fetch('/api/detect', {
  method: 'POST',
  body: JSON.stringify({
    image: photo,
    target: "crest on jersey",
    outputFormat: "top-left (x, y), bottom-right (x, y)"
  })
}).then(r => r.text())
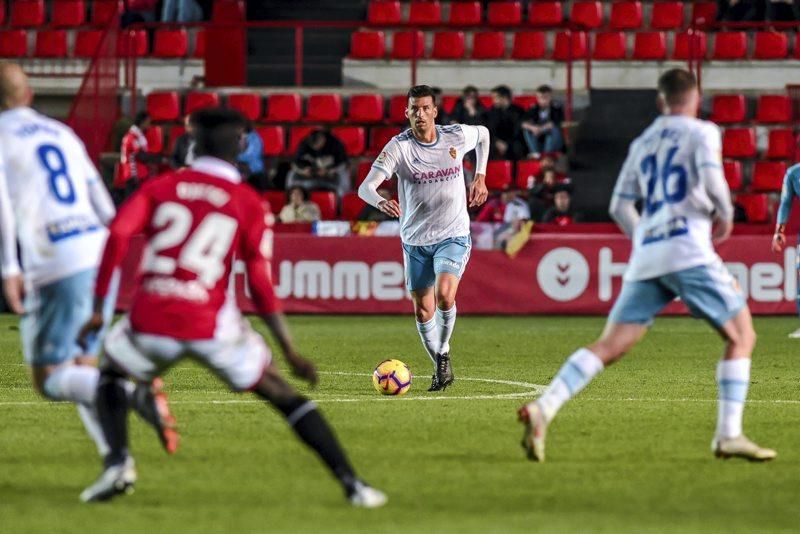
top-left (376, 151), bottom-right (387, 164)
top-left (449, 146), bottom-right (457, 159)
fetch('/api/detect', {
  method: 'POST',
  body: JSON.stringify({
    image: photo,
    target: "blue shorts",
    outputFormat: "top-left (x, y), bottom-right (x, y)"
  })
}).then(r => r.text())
top-left (402, 235), bottom-right (472, 292)
top-left (609, 260), bottom-right (745, 329)
top-left (20, 269), bottom-right (118, 367)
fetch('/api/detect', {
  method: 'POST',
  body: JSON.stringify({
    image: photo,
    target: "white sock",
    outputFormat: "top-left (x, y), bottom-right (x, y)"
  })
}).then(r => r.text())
top-left (435, 304), bottom-right (457, 355)
top-left (416, 318), bottom-right (439, 364)
top-left (716, 358), bottom-right (751, 439)
top-left (76, 403), bottom-right (110, 456)
top-left (43, 364), bottom-right (100, 403)
top-left (533, 348), bottom-right (605, 423)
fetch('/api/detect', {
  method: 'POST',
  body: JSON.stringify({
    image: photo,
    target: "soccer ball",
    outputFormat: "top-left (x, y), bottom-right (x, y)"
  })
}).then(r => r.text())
top-left (372, 359), bottom-right (412, 396)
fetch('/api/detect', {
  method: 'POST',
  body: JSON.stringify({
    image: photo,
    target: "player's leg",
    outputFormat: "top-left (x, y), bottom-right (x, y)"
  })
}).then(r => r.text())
top-left (790, 244), bottom-right (800, 338)
top-left (518, 278), bottom-right (672, 462)
top-left (404, 242), bottom-right (440, 370)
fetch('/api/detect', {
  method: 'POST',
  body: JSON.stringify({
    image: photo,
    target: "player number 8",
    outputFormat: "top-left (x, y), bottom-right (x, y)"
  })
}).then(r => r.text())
top-left (37, 144), bottom-right (76, 205)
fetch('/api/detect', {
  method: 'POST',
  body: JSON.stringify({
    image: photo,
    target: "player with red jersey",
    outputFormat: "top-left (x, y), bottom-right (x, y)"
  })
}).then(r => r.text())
top-left (78, 109), bottom-right (386, 507)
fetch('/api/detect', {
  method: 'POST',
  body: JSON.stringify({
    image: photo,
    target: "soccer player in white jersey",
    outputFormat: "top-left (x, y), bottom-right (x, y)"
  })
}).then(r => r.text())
top-left (0, 62), bottom-right (173, 460)
top-left (517, 69), bottom-right (776, 462)
top-left (359, 85), bottom-right (489, 391)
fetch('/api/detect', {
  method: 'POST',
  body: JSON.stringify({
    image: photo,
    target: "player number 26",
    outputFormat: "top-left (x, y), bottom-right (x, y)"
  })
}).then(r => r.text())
top-left (641, 146), bottom-right (687, 216)
top-left (144, 202), bottom-right (237, 287)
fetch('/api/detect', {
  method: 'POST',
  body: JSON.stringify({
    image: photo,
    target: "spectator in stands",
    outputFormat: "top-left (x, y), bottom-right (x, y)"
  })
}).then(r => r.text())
top-left (528, 165), bottom-right (558, 221)
top-left (357, 188), bottom-right (394, 221)
top-left (733, 194), bottom-right (748, 222)
top-left (117, 111), bottom-right (152, 200)
top-left (476, 189), bottom-right (531, 223)
top-left (237, 122), bottom-right (267, 191)
top-left (521, 85), bottom-right (565, 159)
top-left (542, 185), bottom-right (583, 225)
top-left (279, 186), bottom-right (321, 223)
top-left (170, 115), bottom-right (195, 169)
top-left (718, 0), bottom-right (764, 21)
top-left (287, 129), bottom-right (350, 197)
top-left (767, 0), bottom-right (800, 20)
top-left (431, 87), bottom-right (451, 125)
top-left (450, 85), bottom-right (485, 126)
top-left (162, 0), bottom-right (204, 22)
top-left (484, 85), bottom-right (524, 160)
top-left (122, 0), bottom-right (159, 25)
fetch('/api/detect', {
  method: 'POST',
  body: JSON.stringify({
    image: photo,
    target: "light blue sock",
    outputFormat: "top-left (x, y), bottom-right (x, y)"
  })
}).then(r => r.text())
top-left (716, 359), bottom-right (750, 438)
top-left (536, 348), bottom-right (604, 422)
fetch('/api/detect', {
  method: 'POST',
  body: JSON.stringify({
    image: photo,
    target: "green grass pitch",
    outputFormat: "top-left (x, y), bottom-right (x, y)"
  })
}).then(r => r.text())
top-left (1, 314), bottom-right (798, 533)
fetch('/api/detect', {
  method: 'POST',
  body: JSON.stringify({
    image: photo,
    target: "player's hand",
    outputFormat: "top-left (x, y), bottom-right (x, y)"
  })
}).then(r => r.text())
top-left (2, 274), bottom-right (25, 315)
top-left (378, 199), bottom-right (401, 218)
top-left (77, 312), bottom-right (104, 352)
top-left (712, 219), bottom-right (733, 245)
top-left (469, 174), bottom-right (489, 207)
top-left (286, 352), bottom-right (318, 386)
top-left (772, 232), bottom-right (786, 253)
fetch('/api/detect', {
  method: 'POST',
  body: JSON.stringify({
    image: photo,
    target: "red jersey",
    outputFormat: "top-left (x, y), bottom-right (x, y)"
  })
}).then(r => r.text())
top-left (95, 157), bottom-right (279, 339)
top-left (117, 126), bottom-right (149, 186)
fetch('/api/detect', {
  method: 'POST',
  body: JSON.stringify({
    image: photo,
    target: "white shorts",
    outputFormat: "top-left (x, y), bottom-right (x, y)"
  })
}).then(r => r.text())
top-left (104, 317), bottom-right (272, 391)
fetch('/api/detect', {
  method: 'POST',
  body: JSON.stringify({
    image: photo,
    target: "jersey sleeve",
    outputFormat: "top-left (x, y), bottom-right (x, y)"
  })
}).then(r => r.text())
top-left (777, 166), bottom-right (799, 225)
top-left (460, 124), bottom-right (489, 175)
top-left (0, 148), bottom-right (19, 278)
top-left (79, 141), bottom-right (116, 226)
top-left (371, 138), bottom-right (401, 179)
top-left (612, 140), bottom-right (643, 201)
top-left (240, 191), bottom-right (281, 315)
top-left (694, 124), bottom-right (733, 222)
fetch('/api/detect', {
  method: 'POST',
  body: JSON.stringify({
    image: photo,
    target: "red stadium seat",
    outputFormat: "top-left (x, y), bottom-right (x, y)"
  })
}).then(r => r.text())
top-left (570, 1), bottom-right (603, 29)
top-left (118, 30), bottom-right (148, 57)
top-left (610, 2), bottom-right (642, 30)
top-left (513, 95), bottom-right (538, 110)
top-left (288, 126), bottom-right (317, 154)
top-left (367, 0), bottom-right (401, 24)
top-left (391, 31), bottom-right (425, 59)
top-left (167, 124), bottom-right (185, 154)
top-left (34, 31), bottom-right (67, 58)
top-left (0, 31), bottom-right (26, 57)
top-left (228, 93), bottom-right (262, 120)
top-left (432, 32), bottom-right (465, 59)
top-left (356, 160), bottom-right (373, 188)
top-left (672, 32), bottom-right (707, 60)
top-left (368, 126), bottom-right (401, 155)
top-left (632, 32), bottom-right (666, 60)
top-left (92, 0), bottom-right (121, 24)
top-left (472, 31), bottom-right (506, 59)
top-left (266, 93), bottom-right (303, 122)
top-left (722, 128), bottom-right (756, 158)
top-left (650, 2), bottom-right (683, 30)
top-left (753, 32), bottom-right (788, 60)
top-left (153, 29), bottom-right (189, 58)
top-left (332, 126), bottom-right (366, 157)
top-left (710, 94), bottom-right (746, 124)
top-left (766, 129), bottom-right (795, 159)
top-left (212, 0), bottom-right (245, 22)
top-left (311, 191), bottom-right (337, 220)
top-left (348, 94), bottom-right (385, 123)
top-left (723, 160), bottom-right (742, 190)
top-left (529, 1), bottom-right (562, 25)
top-left (146, 92), bottom-right (180, 122)
top-left (262, 191), bottom-right (286, 216)
top-left (485, 161), bottom-right (513, 191)
top-left (516, 160), bottom-right (543, 189)
top-left (52, 0), bottom-right (85, 27)
top-left (185, 92), bottom-right (220, 114)
top-left (193, 30), bottom-right (206, 58)
top-left (487, 1), bottom-right (522, 25)
top-left (409, 1), bottom-right (441, 25)
top-left (388, 94), bottom-right (408, 123)
top-left (449, 1), bottom-right (481, 25)
top-left (751, 161), bottom-right (787, 192)
top-left (74, 30), bottom-right (103, 58)
top-left (479, 95), bottom-right (493, 109)
top-left (0, 1), bottom-right (6, 25)
top-left (511, 32), bottom-right (547, 59)
top-left (305, 94), bottom-right (343, 122)
top-left (10, 0), bottom-right (43, 26)
top-left (553, 31), bottom-right (587, 61)
top-left (691, 2), bottom-right (717, 27)
top-left (712, 32), bottom-right (747, 60)
top-left (756, 95), bottom-right (792, 123)
top-left (796, 33), bottom-right (800, 59)
top-left (441, 94), bottom-right (458, 114)
top-left (592, 32), bottom-right (626, 60)
top-left (737, 194), bottom-right (769, 223)
top-left (341, 192), bottom-right (367, 221)
top-left (256, 125), bottom-right (286, 157)
top-left (349, 31), bottom-right (385, 59)
top-left (144, 126), bottom-right (163, 155)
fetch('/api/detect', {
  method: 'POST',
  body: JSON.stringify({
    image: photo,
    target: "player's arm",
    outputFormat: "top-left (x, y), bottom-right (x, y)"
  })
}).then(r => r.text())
top-left (608, 144), bottom-right (642, 238)
top-left (0, 152), bottom-right (24, 314)
top-left (773, 167), bottom-right (797, 252)
top-left (358, 140), bottom-right (400, 218)
top-left (695, 127), bottom-right (734, 244)
top-left (80, 144), bottom-right (117, 225)
top-left (461, 124), bottom-right (490, 207)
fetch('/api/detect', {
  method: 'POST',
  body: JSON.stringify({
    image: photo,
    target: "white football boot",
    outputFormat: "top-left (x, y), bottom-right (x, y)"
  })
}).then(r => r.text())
top-left (787, 328), bottom-right (800, 339)
top-left (80, 457), bottom-right (137, 502)
top-left (518, 402), bottom-right (547, 462)
top-left (348, 481), bottom-right (388, 508)
top-left (712, 435), bottom-right (777, 462)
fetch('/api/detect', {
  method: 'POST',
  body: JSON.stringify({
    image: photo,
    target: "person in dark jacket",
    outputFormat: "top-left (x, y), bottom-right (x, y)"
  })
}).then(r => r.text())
top-left (170, 114), bottom-right (195, 169)
top-left (450, 85), bottom-right (485, 126)
top-left (521, 85), bottom-right (565, 158)
top-left (483, 85), bottom-right (524, 160)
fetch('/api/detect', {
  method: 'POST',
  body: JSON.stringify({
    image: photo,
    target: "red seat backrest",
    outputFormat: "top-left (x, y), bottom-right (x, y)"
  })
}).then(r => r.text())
top-left (11, 0), bottom-right (44, 26)
top-left (751, 161), bottom-right (788, 192)
top-left (632, 32), bottom-right (667, 60)
top-left (449, 1), bottom-right (481, 25)
top-left (737, 194), bottom-right (769, 223)
top-left (753, 32), bottom-right (788, 60)
top-left (310, 191), bottom-right (337, 220)
top-left (341, 192), bottom-right (367, 221)
top-left (331, 126), bottom-right (366, 157)
top-left (391, 30), bottom-right (425, 59)
top-left (610, 1), bottom-right (642, 30)
top-left (369, 126), bottom-right (401, 155)
top-left (256, 126), bottom-right (286, 157)
top-left (146, 91), bottom-right (181, 122)
top-left (52, 0), bottom-right (85, 27)
top-left (672, 32), bottom-right (707, 60)
top-left (408, 1), bottom-right (442, 25)
top-left (432, 31), bottom-right (466, 59)
top-left (185, 92), bottom-right (220, 114)
top-left (723, 160), bottom-right (742, 190)
top-left (756, 95), bottom-right (792, 123)
top-left (348, 94), bottom-right (385, 123)
top-left (710, 94), bottom-right (746, 124)
top-left (266, 93), bottom-right (303, 122)
top-left (262, 191), bottom-right (286, 216)
top-left (650, 2), bottom-right (683, 30)
top-left (553, 31), bottom-right (587, 60)
top-left (471, 31), bottom-right (506, 60)
top-left (487, 1), bottom-right (522, 25)
top-left (350, 31), bottom-right (385, 59)
top-left (92, 0), bottom-right (122, 24)
top-left (766, 129), bottom-right (795, 159)
top-left (722, 128), bottom-right (756, 158)
top-left (570, 1), bottom-right (603, 29)
top-left (74, 30), bottom-right (103, 58)
top-left (511, 32), bottom-right (547, 59)
top-left (485, 160), bottom-right (513, 191)
top-left (529, 1), bottom-right (562, 25)
top-left (592, 32), bottom-right (626, 60)
top-left (712, 32), bottom-right (747, 60)
top-left (228, 93), bottom-right (263, 121)
top-left (305, 94), bottom-right (343, 122)
top-left (153, 29), bottom-right (189, 58)
top-left (34, 31), bottom-right (68, 58)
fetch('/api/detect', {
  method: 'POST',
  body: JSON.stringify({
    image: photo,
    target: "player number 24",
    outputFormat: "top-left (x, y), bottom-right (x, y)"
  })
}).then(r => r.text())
top-left (641, 146), bottom-right (687, 215)
top-left (145, 202), bottom-right (237, 287)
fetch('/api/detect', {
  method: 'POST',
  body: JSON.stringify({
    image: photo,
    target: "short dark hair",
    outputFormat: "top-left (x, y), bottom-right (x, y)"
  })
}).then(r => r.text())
top-left (657, 69), bottom-right (697, 106)
top-left (287, 185), bottom-right (309, 201)
top-left (407, 85), bottom-right (436, 101)
top-left (536, 85), bottom-right (552, 94)
top-left (133, 111), bottom-right (149, 127)
top-left (491, 85), bottom-right (512, 100)
top-left (462, 85), bottom-right (479, 96)
top-left (190, 108), bottom-right (247, 162)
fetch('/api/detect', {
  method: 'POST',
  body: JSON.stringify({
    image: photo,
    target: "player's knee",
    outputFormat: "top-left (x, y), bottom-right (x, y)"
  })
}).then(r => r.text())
top-left (413, 301), bottom-right (435, 322)
top-left (436, 294), bottom-right (455, 311)
top-left (728, 324), bottom-right (756, 354)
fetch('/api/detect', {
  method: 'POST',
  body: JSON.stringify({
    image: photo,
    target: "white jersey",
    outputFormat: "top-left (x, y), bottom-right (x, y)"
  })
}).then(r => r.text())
top-left (0, 107), bottom-right (115, 287)
top-left (613, 115), bottom-right (730, 281)
top-left (372, 124), bottom-right (482, 246)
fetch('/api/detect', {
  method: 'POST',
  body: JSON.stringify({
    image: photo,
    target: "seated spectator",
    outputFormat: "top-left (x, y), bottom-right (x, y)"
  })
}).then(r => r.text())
top-left (162, 0), bottom-right (204, 22)
top-left (238, 123), bottom-right (267, 191)
top-left (450, 85), bottom-right (485, 126)
top-left (116, 111), bottom-right (155, 201)
top-left (287, 129), bottom-right (350, 197)
top-left (431, 86), bottom-right (451, 125)
top-left (357, 188), bottom-right (394, 221)
top-left (484, 85), bottom-right (525, 160)
top-left (733, 194), bottom-right (748, 222)
top-left (279, 186), bottom-right (321, 223)
top-left (542, 185), bottom-right (583, 225)
top-left (521, 85), bottom-right (565, 159)
top-left (476, 190), bottom-right (531, 223)
top-left (718, 0), bottom-right (764, 21)
top-left (122, 0), bottom-right (158, 25)
top-left (528, 166), bottom-right (558, 221)
top-left (767, 0), bottom-right (799, 20)
top-left (171, 115), bottom-right (195, 169)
